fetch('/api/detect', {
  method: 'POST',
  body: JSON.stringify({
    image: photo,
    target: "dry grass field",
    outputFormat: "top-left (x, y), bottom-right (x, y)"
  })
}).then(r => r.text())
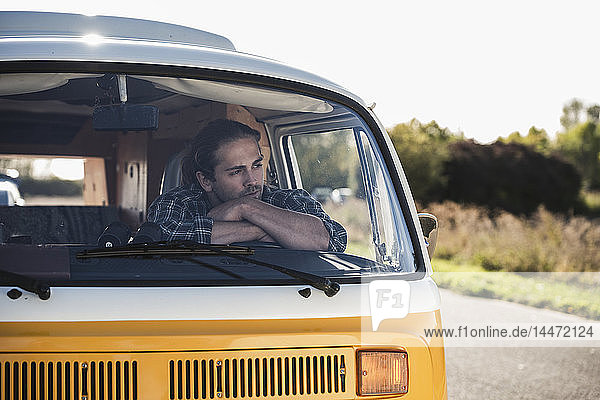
top-left (423, 201), bottom-right (600, 273)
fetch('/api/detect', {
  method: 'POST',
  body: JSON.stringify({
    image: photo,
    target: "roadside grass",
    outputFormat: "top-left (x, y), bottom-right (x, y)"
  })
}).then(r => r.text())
top-left (422, 201), bottom-right (600, 273)
top-left (326, 197), bottom-right (600, 319)
top-left (432, 258), bottom-right (600, 320)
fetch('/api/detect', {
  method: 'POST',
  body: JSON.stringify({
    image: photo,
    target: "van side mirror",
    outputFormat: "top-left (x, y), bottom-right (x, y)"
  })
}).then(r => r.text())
top-left (418, 213), bottom-right (438, 259)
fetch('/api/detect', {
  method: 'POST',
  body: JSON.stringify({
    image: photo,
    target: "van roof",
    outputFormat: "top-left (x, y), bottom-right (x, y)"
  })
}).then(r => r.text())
top-left (0, 11), bottom-right (236, 51)
top-left (0, 11), bottom-right (365, 108)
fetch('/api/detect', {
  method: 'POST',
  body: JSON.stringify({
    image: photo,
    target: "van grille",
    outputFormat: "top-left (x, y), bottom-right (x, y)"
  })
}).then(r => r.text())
top-left (1, 348), bottom-right (355, 399)
top-left (169, 353), bottom-right (347, 400)
top-left (0, 360), bottom-right (138, 400)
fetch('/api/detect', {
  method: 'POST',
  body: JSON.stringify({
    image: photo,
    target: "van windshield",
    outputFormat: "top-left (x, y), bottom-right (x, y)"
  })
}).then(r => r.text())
top-left (0, 71), bottom-right (416, 286)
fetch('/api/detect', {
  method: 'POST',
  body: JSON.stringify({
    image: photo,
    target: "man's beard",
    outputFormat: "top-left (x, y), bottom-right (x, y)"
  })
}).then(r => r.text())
top-left (239, 184), bottom-right (262, 198)
top-left (213, 183), bottom-right (263, 204)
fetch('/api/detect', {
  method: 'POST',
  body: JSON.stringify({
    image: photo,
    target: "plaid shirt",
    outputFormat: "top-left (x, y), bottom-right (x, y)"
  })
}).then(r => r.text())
top-left (148, 184), bottom-right (347, 252)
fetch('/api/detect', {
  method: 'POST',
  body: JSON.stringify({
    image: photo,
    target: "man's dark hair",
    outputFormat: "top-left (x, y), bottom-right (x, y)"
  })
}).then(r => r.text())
top-left (181, 119), bottom-right (262, 185)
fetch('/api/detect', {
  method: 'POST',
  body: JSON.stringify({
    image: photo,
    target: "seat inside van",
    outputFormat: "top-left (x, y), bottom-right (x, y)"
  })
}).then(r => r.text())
top-left (0, 206), bottom-right (119, 244)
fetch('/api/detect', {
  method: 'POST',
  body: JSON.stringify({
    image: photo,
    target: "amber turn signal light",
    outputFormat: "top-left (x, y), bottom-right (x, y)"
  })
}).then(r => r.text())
top-left (357, 350), bottom-right (408, 395)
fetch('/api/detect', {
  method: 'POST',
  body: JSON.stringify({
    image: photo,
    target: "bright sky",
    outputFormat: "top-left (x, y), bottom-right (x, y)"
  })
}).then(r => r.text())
top-left (3, 1), bottom-right (600, 143)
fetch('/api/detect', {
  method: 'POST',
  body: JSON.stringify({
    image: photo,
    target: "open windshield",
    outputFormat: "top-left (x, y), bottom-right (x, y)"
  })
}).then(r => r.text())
top-left (0, 71), bottom-right (416, 285)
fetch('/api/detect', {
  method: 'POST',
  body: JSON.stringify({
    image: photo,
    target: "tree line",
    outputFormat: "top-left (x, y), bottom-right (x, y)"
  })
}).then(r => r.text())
top-left (388, 99), bottom-right (600, 215)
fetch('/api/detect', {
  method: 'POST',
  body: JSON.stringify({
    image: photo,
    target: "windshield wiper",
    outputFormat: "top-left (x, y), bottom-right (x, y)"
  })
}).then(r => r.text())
top-left (203, 246), bottom-right (340, 297)
top-left (78, 241), bottom-right (250, 280)
top-left (78, 241), bottom-right (254, 258)
top-left (77, 241), bottom-right (340, 297)
top-left (0, 268), bottom-right (51, 300)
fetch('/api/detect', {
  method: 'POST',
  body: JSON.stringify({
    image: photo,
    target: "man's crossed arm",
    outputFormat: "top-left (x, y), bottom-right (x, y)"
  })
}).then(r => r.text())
top-left (208, 197), bottom-right (330, 251)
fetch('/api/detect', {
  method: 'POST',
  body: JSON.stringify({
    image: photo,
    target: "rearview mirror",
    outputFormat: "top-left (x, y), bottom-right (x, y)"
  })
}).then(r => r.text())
top-left (418, 213), bottom-right (438, 259)
top-left (93, 104), bottom-right (159, 131)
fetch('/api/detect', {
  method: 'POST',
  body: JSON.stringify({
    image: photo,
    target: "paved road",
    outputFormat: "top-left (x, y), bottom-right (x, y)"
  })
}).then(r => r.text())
top-left (439, 289), bottom-right (600, 399)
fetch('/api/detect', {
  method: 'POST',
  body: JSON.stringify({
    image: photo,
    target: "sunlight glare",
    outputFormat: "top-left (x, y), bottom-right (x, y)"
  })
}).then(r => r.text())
top-left (50, 159), bottom-right (84, 181)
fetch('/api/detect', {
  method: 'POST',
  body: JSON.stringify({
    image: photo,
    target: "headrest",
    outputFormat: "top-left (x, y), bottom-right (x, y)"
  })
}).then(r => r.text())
top-left (160, 151), bottom-right (185, 194)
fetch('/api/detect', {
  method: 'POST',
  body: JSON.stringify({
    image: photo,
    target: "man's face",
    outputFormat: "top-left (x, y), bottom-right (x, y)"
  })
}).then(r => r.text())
top-left (197, 137), bottom-right (264, 205)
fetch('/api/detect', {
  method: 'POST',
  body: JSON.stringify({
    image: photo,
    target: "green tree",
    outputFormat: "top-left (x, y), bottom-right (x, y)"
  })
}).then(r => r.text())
top-left (499, 126), bottom-right (551, 154)
top-left (554, 100), bottom-right (600, 190)
top-left (560, 98), bottom-right (585, 130)
top-left (587, 104), bottom-right (600, 123)
top-left (445, 140), bottom-right (581, 214)
top-left (388, 119), bottom-right (459, 204)
top-left (555, 120), bottom-right (600, 189)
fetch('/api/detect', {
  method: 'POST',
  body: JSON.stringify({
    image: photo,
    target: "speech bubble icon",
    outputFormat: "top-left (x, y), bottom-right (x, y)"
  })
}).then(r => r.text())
top-left (368, 280), bottom-right (411, 331)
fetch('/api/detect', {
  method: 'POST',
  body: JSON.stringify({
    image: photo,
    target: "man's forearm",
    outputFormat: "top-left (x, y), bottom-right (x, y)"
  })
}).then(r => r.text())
top-left (211, 220), bottom-right (267, 244)
top-left (241, 200), bottom-right (330, 250)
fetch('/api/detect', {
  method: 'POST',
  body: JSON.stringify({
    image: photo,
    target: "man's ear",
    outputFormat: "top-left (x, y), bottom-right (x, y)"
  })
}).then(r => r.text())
top-left (196, 171), bottom-right (213, 192)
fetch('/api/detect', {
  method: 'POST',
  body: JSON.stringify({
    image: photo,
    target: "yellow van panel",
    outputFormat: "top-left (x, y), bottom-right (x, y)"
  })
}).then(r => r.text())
top-left (1, 349), bottom-right (356, 400)
top-left (0, 312), bottom-right (446, 399)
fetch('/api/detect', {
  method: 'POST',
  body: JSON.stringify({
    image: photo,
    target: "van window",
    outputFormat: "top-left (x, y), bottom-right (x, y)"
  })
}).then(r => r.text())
top-left (289, 129), bottom-right (415, 270)
top-left (0, 156), bottom-right (108, 206)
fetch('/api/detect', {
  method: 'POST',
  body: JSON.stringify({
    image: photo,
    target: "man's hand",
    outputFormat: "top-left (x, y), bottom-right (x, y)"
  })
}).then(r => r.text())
top-left (207, 197), bottom-right (247, 221)
top-left (210, 220), bottom-right (272, 244)
top-left (208, 198), bottom-right (276, 244)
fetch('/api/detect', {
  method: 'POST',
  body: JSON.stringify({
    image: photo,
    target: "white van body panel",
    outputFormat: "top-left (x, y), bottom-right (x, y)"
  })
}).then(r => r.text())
top-left (0, 278), bottom-right (441, 322)
top-left (0, 11), bottom-right (236, 50)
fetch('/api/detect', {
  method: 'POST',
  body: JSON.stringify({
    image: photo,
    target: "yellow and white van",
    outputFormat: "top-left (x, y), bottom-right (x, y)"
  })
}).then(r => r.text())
top-left (0, 11), bottom-right (446, 399)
